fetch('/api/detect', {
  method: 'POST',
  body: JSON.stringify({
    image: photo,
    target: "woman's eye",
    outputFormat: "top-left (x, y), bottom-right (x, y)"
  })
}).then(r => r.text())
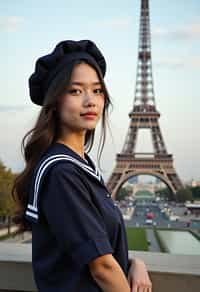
top-left (94, 88), bottom-right (104, 94)
top-left (68, 89), bottom-right (81, 94)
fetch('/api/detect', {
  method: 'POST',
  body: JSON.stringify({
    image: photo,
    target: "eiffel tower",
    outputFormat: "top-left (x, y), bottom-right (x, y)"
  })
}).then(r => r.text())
top-left (106, 0), bottom-right (183, 198)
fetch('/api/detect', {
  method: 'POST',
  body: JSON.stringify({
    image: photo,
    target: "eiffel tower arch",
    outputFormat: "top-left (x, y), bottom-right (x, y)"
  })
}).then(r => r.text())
top-left (106, 0), bottom-right (183, 199)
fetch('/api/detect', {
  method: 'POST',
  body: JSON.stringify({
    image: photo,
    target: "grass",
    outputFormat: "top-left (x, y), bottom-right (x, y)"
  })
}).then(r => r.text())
top-left (125, 226), bottom-right (200, 253)
top-left (126, 227), bottom-right (149, 251)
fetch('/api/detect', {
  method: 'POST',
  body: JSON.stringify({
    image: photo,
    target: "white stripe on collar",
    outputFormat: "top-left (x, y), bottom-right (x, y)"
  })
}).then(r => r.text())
top-left (29, 154), bottom-right (102, 212)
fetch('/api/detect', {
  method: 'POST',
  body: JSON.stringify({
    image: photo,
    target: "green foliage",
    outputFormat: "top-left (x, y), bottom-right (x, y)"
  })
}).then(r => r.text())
top-left (156, 185), bottom-right (200, 202)
top-left (176, 187), bottom-right (193, 203)
top-left (116, 187), bottom-right (129, 201)
top-left (0, 159), bottom-right (16, 216)
top-left (155, 187), bottom-right (173, 200)
top-left (190, 186), bottom-right (200, 200)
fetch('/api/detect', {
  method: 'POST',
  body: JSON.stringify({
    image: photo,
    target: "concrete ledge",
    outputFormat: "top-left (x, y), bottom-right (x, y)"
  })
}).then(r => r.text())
top-left (128, 250), bottom-right (200, 275)
top-left (0, 242), bottom-right (200, 292)
top-left (129, 250), bottom-right (200, 292)
top-left (0, 243), bottom-right (35, 292)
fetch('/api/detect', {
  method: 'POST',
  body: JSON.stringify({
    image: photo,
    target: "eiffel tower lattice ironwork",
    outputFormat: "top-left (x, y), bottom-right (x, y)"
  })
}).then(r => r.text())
top-left (106, 0), bottom-right (183, 198)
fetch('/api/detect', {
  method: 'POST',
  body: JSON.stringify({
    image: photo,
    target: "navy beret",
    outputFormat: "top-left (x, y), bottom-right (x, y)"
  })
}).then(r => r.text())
top-left (29, 39), bottom-right (106, 106)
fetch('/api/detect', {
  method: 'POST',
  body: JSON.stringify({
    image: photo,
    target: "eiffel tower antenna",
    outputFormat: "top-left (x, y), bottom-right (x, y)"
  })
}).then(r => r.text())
top-left (106, 0), bottom-right (183, 197)
top-left (133, 0), bottom-right (156, 108)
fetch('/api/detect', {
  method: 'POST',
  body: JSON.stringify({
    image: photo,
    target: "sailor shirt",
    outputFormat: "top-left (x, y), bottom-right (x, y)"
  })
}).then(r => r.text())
top-left (25, 142), bottom-right (129, 292)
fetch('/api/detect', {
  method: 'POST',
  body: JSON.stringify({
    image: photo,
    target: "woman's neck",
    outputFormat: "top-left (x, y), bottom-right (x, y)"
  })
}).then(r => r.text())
top-left (56, 133), bottom-right (86, 160)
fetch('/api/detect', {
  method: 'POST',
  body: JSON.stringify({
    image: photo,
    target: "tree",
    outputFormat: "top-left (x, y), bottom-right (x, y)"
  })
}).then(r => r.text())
top-left (176, 187), bottom-right (193, 203)
top-left (156, 187), bottom-right (173, 201)
top-left (116, 187), bottom-right (129, 201)
top-left (191, 186), bottom-right (200, 200)
top-left (0, 159), bottom-right (16, 234)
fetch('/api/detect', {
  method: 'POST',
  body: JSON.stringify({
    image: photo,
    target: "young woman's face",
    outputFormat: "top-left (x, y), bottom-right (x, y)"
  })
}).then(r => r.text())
top-left (58, 62), bottom-right (105, 133)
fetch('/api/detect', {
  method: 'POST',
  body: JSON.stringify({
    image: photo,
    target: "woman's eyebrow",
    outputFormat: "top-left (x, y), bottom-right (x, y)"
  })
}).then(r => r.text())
top-left (70, 81), bottom-right (101, 86)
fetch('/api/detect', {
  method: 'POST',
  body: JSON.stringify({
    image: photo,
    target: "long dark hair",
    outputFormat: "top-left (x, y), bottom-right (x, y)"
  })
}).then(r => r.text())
top-left (12, 58), bottom-right (113, 233)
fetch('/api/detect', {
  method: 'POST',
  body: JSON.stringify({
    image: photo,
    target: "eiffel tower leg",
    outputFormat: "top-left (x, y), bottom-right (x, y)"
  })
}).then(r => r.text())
top-left (150, 118), bottom-right (167, 154)
top-left (122, 122), bottom-right (139, 154)
top-left (106, 172), bottom-right (122, 194)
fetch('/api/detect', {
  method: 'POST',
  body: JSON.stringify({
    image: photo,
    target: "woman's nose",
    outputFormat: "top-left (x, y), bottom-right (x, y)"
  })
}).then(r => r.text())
top-left (84, 91), bottom-right (95, 106)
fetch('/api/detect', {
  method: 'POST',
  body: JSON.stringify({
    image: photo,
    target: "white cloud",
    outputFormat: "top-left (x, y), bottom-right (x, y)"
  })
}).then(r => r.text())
top-left (0, 16), bottom-right (24, 32)
top-left (154, 56), bottom-right (200, 69)
top-left (152, 22), bottom-right (200, 40)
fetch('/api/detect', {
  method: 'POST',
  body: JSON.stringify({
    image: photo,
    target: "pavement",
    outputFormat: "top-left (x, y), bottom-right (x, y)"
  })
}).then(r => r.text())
top-left (0, 225), bottom-right (32, 243)
top-left (146, 228), bottom-right (161, 252)
top-left (0, 225), bottom-right (18, 236)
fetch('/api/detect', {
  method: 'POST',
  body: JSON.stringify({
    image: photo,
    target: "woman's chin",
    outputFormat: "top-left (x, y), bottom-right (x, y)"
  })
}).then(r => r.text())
top-left (84, 125), bottom-right (96, 131)
top-left (82, 121), bottom-right (98, 130)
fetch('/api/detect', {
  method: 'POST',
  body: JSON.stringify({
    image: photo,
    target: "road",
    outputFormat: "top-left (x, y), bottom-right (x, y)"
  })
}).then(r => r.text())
top-left (124, 203), bottom-right (192, 229)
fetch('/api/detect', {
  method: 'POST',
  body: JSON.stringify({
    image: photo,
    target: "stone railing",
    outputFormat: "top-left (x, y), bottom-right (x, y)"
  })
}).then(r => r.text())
top-left (0, 242), bottom-right (200, 292)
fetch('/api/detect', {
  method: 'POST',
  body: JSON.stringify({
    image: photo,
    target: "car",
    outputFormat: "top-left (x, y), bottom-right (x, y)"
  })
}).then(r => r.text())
top-left (146, 212), bottom-right (154, 219)
top-left (169, 215), bottom-right (179, 221)
top-left (145, 219), bottom-right (153, 224)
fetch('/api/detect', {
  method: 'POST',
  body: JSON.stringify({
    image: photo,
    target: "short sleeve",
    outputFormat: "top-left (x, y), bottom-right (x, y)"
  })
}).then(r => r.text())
top-left (40, 162), bottom-right (114, 270)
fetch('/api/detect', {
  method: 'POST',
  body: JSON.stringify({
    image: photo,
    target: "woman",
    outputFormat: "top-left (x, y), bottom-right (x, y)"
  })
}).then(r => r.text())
top-left (12, 39), bottom-right (152, 292)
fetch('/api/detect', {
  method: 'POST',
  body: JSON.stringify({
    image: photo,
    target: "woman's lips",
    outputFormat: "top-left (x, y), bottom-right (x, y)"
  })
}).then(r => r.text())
top-left (81, 112), bottom-right (97, 119)
top-left (81, 114), bottom-right (97, 119)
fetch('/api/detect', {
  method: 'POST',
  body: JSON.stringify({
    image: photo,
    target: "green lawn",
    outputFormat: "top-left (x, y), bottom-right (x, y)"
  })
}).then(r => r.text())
top-left (126, 227), bottom-right (149, 251)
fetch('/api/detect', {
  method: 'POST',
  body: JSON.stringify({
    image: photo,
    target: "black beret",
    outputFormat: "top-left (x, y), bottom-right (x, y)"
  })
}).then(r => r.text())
top-left (29, 39), bottom-right (106, 106)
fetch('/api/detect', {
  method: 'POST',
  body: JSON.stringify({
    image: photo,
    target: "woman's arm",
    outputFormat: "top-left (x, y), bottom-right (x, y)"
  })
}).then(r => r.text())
top-left (128, 257), bottom-right (152, 291)
top-left (89, 254), bottom-right (130, 292)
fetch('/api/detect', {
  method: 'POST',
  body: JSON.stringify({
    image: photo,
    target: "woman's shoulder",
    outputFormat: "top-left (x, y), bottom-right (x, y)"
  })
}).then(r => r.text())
top-left (47, 159), bottom-right (82, 179)
top-left (31, 151), bottom-right (85, 199)
top-left (33, 143), bottom-right (102, 190)
top-left (34, 145), bottom-right (83, 179)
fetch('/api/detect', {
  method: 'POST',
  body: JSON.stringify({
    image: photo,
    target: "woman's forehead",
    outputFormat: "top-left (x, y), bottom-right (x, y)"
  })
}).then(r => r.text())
top-left (71, 62), bottom-right (100, 77)
top-left (69, 81), bottom-right (102, 86)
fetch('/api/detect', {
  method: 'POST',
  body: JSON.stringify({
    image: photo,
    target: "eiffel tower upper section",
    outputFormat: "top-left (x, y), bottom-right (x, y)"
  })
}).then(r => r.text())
top-left (133, 0), bottom-right (156, 110)
top-left (122, 0), bottom-right (168, 156)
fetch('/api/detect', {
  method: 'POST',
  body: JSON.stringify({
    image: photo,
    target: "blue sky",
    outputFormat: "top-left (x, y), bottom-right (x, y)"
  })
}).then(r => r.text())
top-left (0, 0), bottom-right (200, 183)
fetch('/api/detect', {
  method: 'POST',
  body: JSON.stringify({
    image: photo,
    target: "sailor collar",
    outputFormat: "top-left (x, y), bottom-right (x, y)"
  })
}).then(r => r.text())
top-left (25, 142), bottom-right (111, 223)
top-left (49, 143), bottom-right (104, 182)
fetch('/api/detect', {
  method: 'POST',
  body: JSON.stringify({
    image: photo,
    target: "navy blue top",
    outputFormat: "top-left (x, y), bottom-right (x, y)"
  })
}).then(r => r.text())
top-left (25, 142), bottom-right (130, 292)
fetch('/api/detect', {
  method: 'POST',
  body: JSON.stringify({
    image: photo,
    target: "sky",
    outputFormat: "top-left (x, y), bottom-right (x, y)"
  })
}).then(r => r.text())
top-left (0, 0), bottom-right (200, 183)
